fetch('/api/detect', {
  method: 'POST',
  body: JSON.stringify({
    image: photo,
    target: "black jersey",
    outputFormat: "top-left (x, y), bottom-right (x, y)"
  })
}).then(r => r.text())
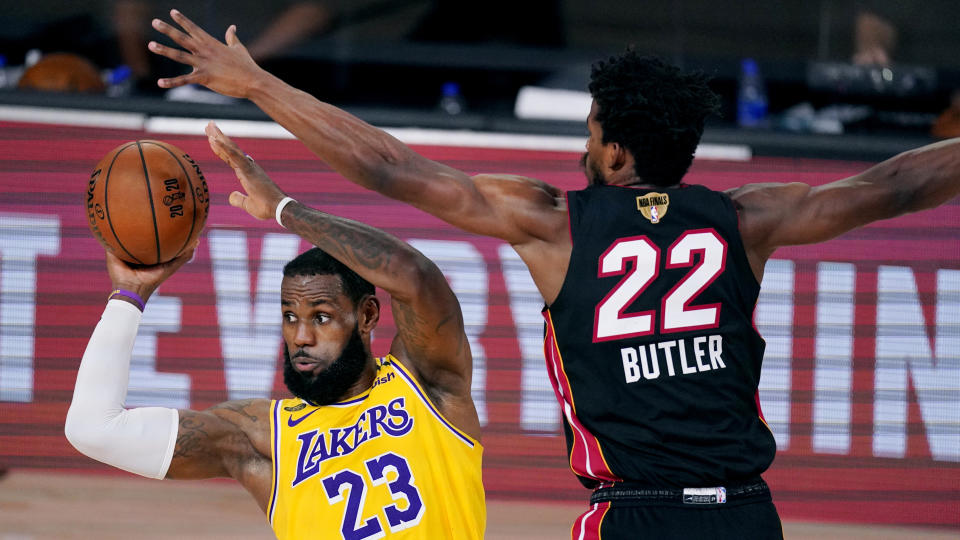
top-left (543, 183), bottom-right (776, 489)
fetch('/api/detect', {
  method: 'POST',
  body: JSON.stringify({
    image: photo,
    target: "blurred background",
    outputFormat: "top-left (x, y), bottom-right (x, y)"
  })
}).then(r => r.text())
top-left (0, 1), bottom-right (958, 538)
top-left (1, 0), bottom-right (960, 150)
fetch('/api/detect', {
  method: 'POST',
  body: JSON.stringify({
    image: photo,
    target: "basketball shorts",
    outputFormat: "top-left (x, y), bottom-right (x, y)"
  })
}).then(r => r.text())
top-left (571, 477), bottom-right (783, 540)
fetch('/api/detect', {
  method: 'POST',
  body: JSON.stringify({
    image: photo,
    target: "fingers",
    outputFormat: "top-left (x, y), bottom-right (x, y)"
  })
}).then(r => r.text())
top-left (148, 40), bottom-right (196, 66)
top-left (151, 18), bottom-right (195, 51)
top-left (206, 123), bottom-right (259, 178)
top-left (225, 25), bottom-right (239, 46)
top-left (204, 120), bottom-right (221, 138)
top-left (206, 121), bottom-right (233, 149)
top-left (207, 122), bottom-right (281, 223)
top-left (157, 73), bottom-right (198, 89)
top-left (169, 9), bottom-right (211, 43)
top-left (165, 237), bottom-right (201, 268)
top-left (205, 122), bottom-right (229, 161)
top-left (228, 191), bottom-right (248, 210)
top-left (206, 122), bottom-right (244, 166)
top-left (186, 238), bottom-right (200, 264)
top-left (149, 15), bottom-right (201, 89)
top-left (169, 242), bottom-right (198, 265)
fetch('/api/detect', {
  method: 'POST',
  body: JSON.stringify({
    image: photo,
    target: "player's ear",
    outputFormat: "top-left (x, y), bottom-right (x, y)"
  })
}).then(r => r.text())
top-left (605, 142), bottom-right (628, 171)
top-left (357, 295), bottom-right (380, 335)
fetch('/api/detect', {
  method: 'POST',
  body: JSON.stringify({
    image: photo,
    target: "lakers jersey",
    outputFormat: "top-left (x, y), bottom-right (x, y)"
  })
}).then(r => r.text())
top-left (268, 355), bottom-right (485, 539)
top-left (545, 184), bottom-right (776, 488)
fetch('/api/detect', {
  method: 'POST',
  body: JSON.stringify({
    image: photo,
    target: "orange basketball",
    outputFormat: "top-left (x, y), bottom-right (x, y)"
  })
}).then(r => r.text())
top-left (18, 53), bottom-right (106, 93)
top-left (86, 140), bottom-right (209, 265)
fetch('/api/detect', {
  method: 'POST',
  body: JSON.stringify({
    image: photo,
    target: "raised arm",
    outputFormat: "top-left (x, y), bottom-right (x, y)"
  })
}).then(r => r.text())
top-left (64, 250), bottom-right (273, 509)
top-left (207, 124), bottom-right (478, 435)
top-left (733, 138), bottom-right (960, 278)
top-left (148, 10), bottom-right (567, 248)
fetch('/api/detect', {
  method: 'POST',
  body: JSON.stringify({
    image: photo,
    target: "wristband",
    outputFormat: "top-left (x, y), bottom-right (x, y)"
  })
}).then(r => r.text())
top-left (275, 196), bottom-right (297, 228)
top-left (108, 289), bottom-right (145, 312)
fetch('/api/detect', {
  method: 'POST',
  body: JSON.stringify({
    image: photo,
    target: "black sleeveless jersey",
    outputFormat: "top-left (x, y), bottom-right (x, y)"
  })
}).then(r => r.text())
top-left (543, 183), bottom-right (776, 489)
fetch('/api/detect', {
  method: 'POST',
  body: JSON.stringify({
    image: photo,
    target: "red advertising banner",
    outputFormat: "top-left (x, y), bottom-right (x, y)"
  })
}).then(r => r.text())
top-left (0, 121), bottom-right (957, 527)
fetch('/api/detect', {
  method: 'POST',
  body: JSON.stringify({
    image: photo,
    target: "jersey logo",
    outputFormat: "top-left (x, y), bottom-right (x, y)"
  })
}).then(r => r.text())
top-left (284, 402), bottom-right (307, 412)
top-left (287, 408), bottom-right (321, 427)
top-left (292, 397), bottom-right (414, 487)
top-left (636, 192), bottom-right (670, 224)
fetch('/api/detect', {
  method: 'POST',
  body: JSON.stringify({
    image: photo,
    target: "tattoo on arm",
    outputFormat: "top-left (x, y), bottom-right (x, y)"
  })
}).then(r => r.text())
top-left (392, 302), bottom-right (429, 351)
top-left (393, 301), bottom-right (468, 358)
top-left (210, 399), bottom-right (261, 424)
top-left (174, 413), bottom-right (211, 459)
top-left (286, 204), bottom-right (397, 275)
top-left (170, 402), bottom-right (268, 478)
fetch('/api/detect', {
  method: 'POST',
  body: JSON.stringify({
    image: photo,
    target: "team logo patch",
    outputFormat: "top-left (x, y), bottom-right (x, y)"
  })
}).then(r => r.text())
top-left (636, 192), bottom-right (670, 224)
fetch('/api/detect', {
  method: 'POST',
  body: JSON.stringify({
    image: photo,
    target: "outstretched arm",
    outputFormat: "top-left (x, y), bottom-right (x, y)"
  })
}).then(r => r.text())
top-left (148, 10), bottom-right (567, 248)
top-left (207, 124), bottom-right (479, 438)
top-left (733, 138), bottom-right (960, 277)
top-left (65, 250), bottom-right (272, 508)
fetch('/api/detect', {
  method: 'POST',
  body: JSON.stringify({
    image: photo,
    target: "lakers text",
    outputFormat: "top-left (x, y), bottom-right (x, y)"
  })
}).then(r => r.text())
top-left (293, 397), bottom-right (413, 486)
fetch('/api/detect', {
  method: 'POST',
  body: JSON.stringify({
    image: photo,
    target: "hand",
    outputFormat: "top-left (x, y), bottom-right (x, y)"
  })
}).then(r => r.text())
top-left (105, 244), bottom-right (197, 302)
top-left (206, 122), bottom-right (287, 221)
top-left (148, 9), bottom-right (265, 98)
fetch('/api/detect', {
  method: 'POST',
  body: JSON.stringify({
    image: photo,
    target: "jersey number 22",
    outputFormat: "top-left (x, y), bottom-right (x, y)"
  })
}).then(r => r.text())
top-left (594, 229), bottom-right (727, 341)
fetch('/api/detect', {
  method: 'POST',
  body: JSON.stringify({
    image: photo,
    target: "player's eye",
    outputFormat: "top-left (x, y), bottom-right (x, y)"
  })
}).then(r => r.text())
top-left (315, 314), bottom-right (330, 324)
top-left (283, 312), bottom-right (296, 323)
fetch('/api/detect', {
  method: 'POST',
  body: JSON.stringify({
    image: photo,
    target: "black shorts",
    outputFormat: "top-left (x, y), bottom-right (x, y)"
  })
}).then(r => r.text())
top-left (571, 478), bottom-right (783, 540)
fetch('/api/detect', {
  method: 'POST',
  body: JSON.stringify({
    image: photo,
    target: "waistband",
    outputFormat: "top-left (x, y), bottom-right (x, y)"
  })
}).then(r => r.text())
top-left (590, 478), bottom-right (770, 506)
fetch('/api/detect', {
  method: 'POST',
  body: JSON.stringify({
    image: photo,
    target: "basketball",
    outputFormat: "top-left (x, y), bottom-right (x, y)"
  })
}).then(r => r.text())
top-left (86, 140), bottom-right (210, 265)
top-left (18, 53), bottom-right (107, 94)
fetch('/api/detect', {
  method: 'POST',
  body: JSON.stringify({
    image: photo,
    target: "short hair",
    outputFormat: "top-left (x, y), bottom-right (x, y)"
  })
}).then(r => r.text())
top-left (283, 247), bottom-right (375, 306)
top-left (588, 51), bottom-right (721, 187)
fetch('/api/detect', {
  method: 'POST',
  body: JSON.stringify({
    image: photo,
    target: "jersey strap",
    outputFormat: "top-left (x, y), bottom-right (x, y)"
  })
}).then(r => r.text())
top-left (388, 357), bottom-right (478, 448)
top-left (268, 398), bottom-right (281, 525)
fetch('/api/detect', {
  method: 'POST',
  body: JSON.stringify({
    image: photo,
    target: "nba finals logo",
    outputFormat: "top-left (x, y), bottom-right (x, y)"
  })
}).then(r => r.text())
top-left (636, 192), bottom-right (670, 224)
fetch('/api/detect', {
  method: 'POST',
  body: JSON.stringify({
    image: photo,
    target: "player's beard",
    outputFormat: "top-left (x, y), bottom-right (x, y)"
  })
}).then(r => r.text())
top-left (581, 152), bottom-right (606, 186)
top-left (282, 324), bottom-right (369, 405)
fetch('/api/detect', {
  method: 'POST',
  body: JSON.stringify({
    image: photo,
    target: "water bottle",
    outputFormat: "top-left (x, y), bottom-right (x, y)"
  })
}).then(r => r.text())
top-left (104, 65), bottom-right (133, 97)
top-left (737, 58), bottom-right (768, 128)
top-left (0, 55), bottom-right (9, 89)
top-left (0, 54), bottom-right (23, 89)
top-left (439, 82), bottom-right (466, 115)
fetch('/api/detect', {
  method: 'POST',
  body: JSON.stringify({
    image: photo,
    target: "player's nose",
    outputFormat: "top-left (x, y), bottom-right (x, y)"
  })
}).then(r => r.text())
top-left (293, 321), bottom-right (316, 347)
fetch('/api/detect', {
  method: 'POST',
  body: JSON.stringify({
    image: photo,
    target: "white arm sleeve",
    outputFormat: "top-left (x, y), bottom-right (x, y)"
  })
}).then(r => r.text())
top-left (64, 299), bottom-right (179, 479)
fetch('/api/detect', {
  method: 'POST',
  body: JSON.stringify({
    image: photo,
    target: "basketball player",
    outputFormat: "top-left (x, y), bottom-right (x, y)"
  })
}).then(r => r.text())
top-left (65, 125), bottom-right (485, 539)
top-left (148, 10), bottom-right (960, 539)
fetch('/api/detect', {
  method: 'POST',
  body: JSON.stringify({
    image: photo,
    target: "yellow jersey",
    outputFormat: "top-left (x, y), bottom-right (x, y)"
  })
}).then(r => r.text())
top-left (268, 355), bottom-right (485, 539)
